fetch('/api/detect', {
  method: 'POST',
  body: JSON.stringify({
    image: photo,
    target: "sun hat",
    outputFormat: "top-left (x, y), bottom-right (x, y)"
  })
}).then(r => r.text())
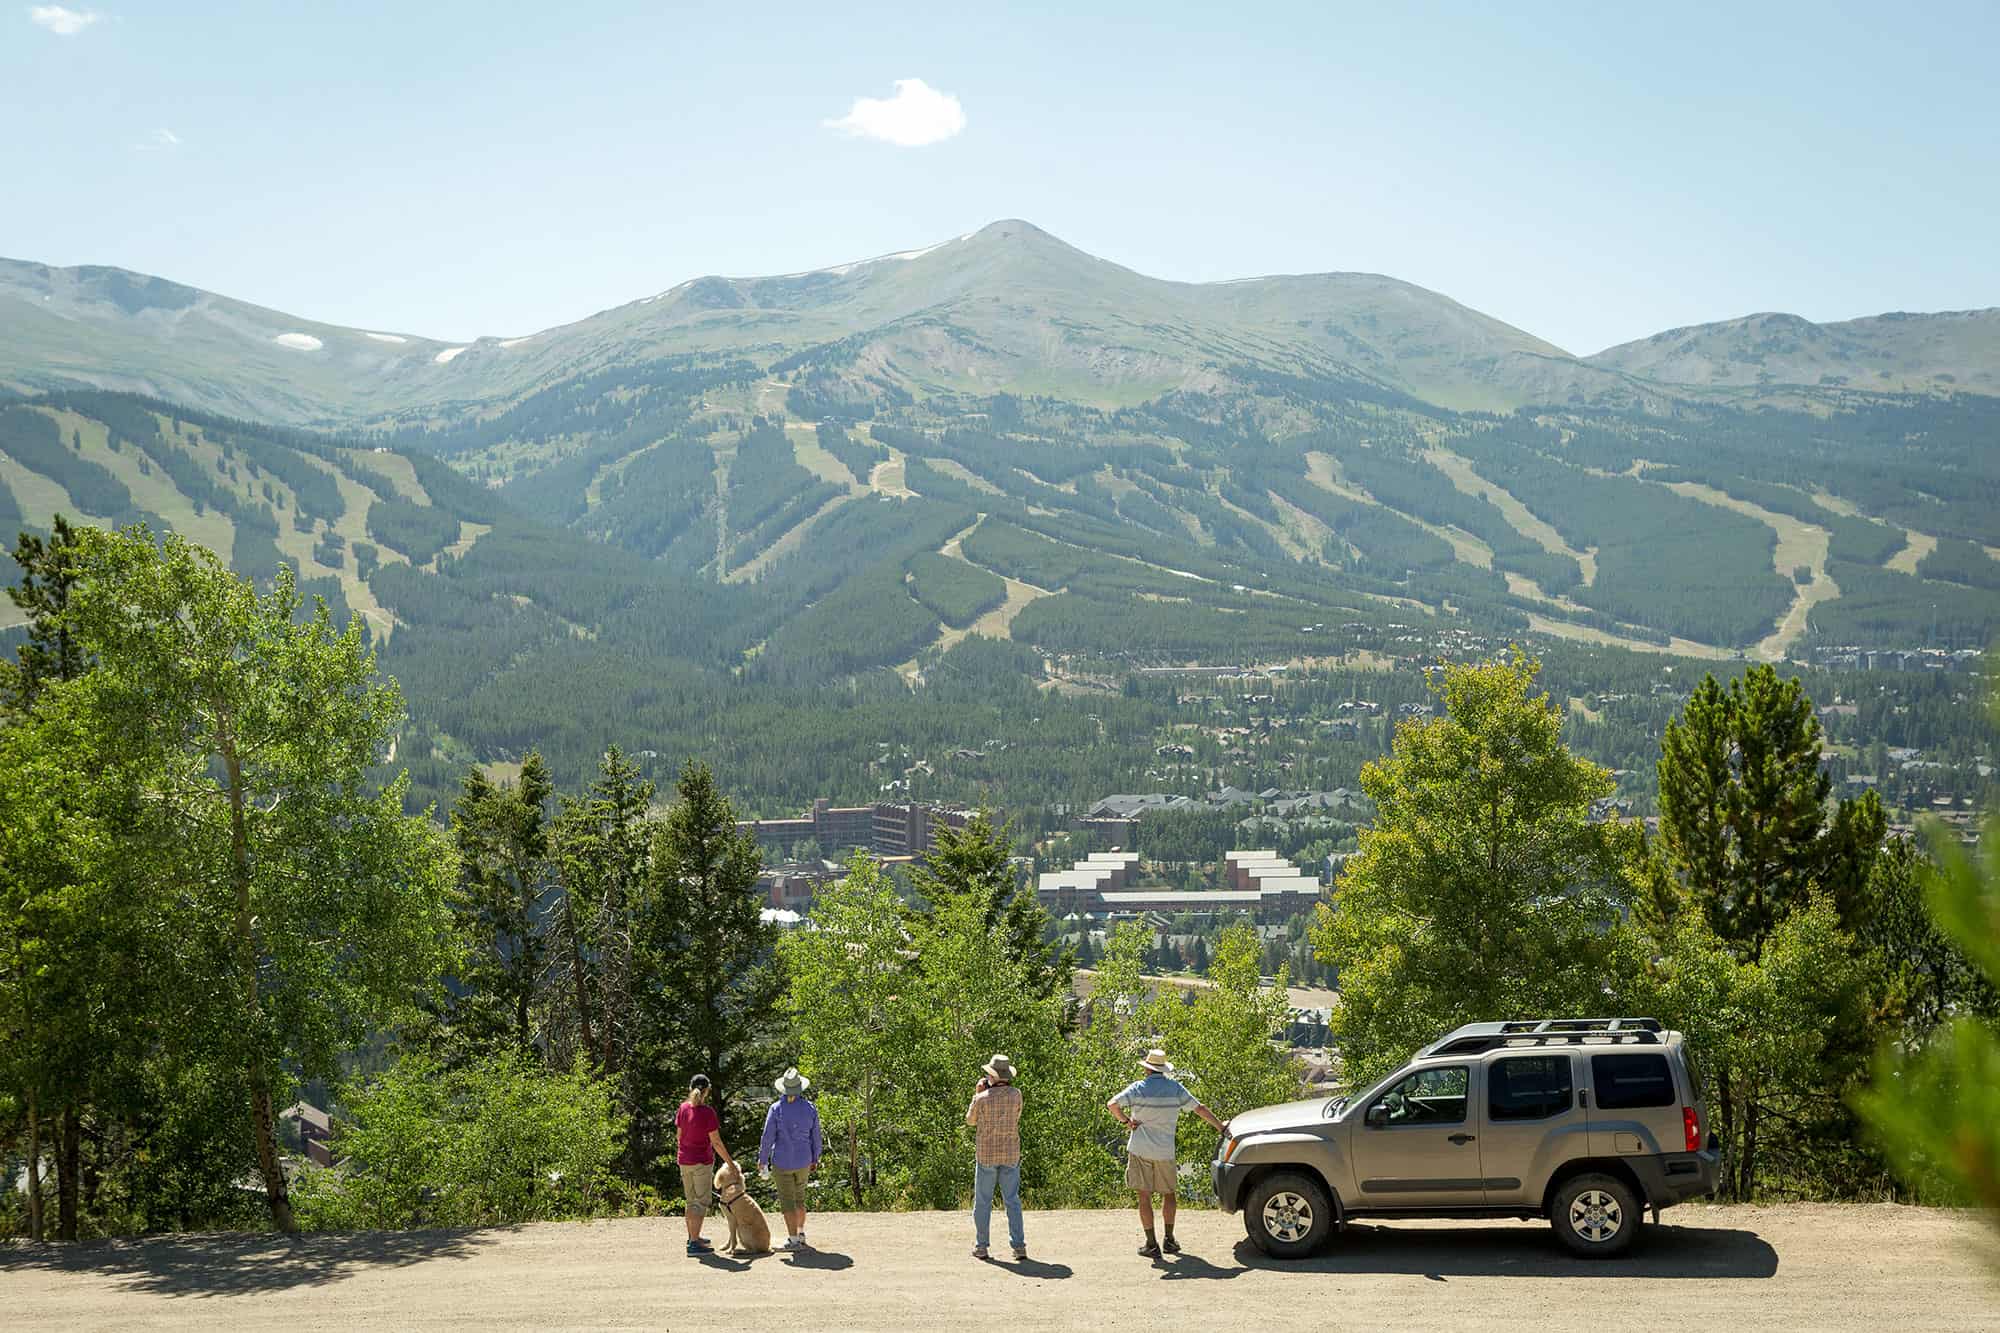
top-left (983, 1054), bottom-right (1017, 1082)
top-left (1139, 1048), bottom-right (1174, 1074)
top-left (775, 1067), bottom-right (811, 1095)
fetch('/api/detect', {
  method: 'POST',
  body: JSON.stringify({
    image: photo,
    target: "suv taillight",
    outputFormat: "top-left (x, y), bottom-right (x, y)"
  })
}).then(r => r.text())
top-left (1683, 1106), bottom-right (1701, 1153)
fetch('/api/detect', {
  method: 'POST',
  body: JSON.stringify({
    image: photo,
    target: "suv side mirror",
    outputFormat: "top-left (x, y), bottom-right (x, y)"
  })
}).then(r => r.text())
top-left (1365, 1103), bottom-right (1389, 1128)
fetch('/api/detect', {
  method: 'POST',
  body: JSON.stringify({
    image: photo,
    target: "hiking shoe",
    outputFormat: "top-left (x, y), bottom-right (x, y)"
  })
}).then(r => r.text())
top-left (972, 1245), bottom-right (989, 1259)
top-left (1138, 1239), bottom-right (1161, 1258)
top-left (1012, 1247), bottom-right (1029, 1261)
top-left (782, 1235), bottom-right (803, 1251)
top-left (1162, 1234), bottom-right (1181, 1254)
top-left (686, 1241), bottom-right (710, 1256)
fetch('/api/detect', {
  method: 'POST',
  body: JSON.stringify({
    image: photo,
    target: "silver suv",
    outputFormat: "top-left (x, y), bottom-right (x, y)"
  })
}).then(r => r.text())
top-left (1214, 1017), bottom-right (1720, 1258)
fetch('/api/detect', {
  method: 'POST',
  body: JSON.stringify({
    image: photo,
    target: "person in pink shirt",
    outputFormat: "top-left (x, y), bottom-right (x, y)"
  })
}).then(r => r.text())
top-left (676, 1074), bottom-right (737, 1256)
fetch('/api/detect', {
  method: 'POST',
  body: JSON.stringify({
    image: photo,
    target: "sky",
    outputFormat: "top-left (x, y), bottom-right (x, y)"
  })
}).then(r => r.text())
top-left (5, 1), bottom-right (1996, 355)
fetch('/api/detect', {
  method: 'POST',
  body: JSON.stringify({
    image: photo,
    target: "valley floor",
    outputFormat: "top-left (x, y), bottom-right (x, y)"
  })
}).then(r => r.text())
top-left (2, 1203), bottom-right (1990, 1330)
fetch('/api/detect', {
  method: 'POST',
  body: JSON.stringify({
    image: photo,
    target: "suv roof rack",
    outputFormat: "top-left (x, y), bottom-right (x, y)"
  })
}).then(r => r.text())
top-left (1423, 1017), bottom-right (1665, 1057)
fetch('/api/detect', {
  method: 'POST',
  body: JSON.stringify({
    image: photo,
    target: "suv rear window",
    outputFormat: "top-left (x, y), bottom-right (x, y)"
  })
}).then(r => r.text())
top-left (1591, 1053), bottom-right (1676, 1109)
top-left (1489, 1055), bottom-right (1573, 1120)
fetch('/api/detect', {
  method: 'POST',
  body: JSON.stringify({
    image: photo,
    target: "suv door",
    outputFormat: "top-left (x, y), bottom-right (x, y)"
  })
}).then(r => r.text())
top-left (1479, 1051), bottom-right (1584, 1206)
top-left (1349, 1063), bottom-right (1485, 1207)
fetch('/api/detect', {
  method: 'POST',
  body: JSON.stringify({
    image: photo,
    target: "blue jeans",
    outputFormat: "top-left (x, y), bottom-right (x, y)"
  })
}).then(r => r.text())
top-left (973, 1162), bottom-right (1023, 1250)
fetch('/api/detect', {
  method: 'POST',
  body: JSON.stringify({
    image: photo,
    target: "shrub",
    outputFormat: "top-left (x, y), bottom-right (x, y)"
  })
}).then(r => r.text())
top-left (293, 1053), bottom-right (624, 1230)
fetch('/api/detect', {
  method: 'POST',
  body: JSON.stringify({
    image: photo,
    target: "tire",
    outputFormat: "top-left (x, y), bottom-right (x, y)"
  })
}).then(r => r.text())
top-left (1550, 1172), bottom-right (1642, 1258)
top-left (1244, 1170), bottom-right (1335, 1259)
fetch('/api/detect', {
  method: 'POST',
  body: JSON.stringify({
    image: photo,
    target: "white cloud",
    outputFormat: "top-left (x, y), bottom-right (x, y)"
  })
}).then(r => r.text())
top-left (823, 78), bottom-right (965, 148)
top-left (133, 127), bottom-right (179, 151)
top-left (29, 5), bottom-right (99, 35)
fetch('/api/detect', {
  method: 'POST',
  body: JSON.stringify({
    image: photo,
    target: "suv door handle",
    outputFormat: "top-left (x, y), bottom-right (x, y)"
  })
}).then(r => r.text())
top-left (1448, 1133), bottom-right (1476, 1145)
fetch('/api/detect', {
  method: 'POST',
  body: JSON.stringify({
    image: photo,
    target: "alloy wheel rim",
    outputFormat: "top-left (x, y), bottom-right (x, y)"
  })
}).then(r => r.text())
top-left (1569, 1188), bottom-right (1623, 1242)
top-left (1262, 1190), bottom-right (1314, 1243)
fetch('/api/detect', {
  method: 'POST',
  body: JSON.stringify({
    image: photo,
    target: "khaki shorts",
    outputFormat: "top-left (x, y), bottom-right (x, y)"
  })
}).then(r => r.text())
top-left (1126, 1153), bottom-right (1178, 1195)
top-left (773, 1166), bottom-right (810, 1211)
top-left (681, 1162), bottom-right (715, 1216)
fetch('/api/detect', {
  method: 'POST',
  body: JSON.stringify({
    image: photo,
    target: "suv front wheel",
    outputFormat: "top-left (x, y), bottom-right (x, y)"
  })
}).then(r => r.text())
top-left (1244, 1171), bottom-right (1334, 1259)
top-left (1550, 1172), bottom-right (1642, 1257)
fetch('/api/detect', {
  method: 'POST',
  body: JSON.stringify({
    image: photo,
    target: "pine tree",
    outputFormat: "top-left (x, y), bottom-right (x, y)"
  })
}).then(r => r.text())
top-left (908, 813), bottom-right (1072, 1001)
top-left (1654, 665), bottom-right (1849, 961)
top-left (5, 515), bottom-right (86, 707)
top-left (639, 762), bottom-right (781, 1163)
top-left (1649, 664), bottom-right (1889, 1198)
top-left (3, 515), bottom-right (91, 1240)
top-left (1654, 674), bottom-right (1733, 923)
top-left (446, 753), bottom-right (556, 1056)
top-left (549, 747), bottom-right (656, 1171)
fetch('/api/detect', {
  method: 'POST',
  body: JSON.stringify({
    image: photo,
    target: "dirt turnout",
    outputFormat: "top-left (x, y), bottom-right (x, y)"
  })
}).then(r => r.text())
top-left (3, 1204), bottom-right (1992, 1330)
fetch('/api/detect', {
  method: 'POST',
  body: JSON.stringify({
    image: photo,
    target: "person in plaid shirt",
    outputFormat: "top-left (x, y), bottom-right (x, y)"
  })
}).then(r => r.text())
top-left (965, 1053), bottom-right (1027, 1261)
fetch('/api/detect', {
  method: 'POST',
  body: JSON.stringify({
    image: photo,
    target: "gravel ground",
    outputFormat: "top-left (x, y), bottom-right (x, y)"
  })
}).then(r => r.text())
top-left (3, 1203), bottom-right (1994, 1331)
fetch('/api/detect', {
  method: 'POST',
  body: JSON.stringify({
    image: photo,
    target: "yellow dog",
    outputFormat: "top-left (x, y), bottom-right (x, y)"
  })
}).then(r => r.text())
top-left (713, 1159), bottom-right (772, 1255)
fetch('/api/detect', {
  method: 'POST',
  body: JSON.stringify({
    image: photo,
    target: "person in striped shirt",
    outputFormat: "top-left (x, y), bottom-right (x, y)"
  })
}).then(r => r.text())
top-left (1108, 1048), bottom-right (1229, 1258)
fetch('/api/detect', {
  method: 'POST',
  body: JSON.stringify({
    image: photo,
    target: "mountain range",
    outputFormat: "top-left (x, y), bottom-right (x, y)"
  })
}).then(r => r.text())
top-left (6, 220), bottom-right (1996, 424)
top-left (3, 220), bottom-right (1998, 813)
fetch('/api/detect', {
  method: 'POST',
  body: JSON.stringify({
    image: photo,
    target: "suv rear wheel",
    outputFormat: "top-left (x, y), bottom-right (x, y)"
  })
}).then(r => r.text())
top-left (1244, 1171), bottom-right (1334, 1259)
top-left (1550, 1172), bottom-right (1642, 1257)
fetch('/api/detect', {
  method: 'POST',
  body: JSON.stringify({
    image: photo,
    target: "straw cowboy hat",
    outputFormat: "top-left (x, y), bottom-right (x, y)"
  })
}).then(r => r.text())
top-left (983, 1054), bottom-right (1017, 1082)
top-left (1139, 1048), bottom-right (1175, 1074)
top-left (774, 1067), bottom-right (811, 1095)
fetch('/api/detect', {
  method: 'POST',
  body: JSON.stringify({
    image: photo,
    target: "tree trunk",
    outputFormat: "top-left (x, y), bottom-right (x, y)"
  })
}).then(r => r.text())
top-left (57, 1104), bottom-right (79, 1241)
top-left (26, 1089), bottom-right (43, 1242)
top-left (1737, 1097), bottom-right (1760, 1201)
top-left (568, 900), bottom-right (595, 1064)
top-left (1714, 1068), bottom-right (1737, 1200)
top-left (82, 1119), bottom-right (104, 1216)
top-left (223, 733), bottom-right (296, 1234)
top-left (248, 1064), bottom-right (296, 1233)
top-left (516, 883), bottom-right (534, 1052)
top-left (847, 1116), bottom-right (863, 1210)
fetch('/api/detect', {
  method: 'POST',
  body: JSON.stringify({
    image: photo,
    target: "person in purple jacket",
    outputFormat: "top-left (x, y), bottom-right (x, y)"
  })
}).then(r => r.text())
top-left (759, 1067), bottom-right (824, 1251)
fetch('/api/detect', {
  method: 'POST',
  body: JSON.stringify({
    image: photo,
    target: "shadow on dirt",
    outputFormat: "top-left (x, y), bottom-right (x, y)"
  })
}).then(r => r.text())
top-left (695, 1247), bottom-right (783, 1272)
top-left (982, 1255), bottom-right (1073, 1280)
top-left (1189, 1223), bottom-right (1780, 1281)
top-left (782, 1247), bottom-right (854, 1271)
top-left (0, 1228), bottom-right (500, 1298)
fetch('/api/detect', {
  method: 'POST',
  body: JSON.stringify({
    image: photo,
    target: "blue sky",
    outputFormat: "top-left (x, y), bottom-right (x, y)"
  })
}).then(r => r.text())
top-left (5, 1), bottom-right (1995, 353)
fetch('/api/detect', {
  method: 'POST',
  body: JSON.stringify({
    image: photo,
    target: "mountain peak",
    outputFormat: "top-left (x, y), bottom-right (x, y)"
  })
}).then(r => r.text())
top-left (968, 218), bottom-right (1060, 244)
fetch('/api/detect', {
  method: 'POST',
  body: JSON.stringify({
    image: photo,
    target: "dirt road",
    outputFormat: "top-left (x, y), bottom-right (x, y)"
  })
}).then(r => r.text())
top-left (4, 1205), bottom-right (1993, 1330)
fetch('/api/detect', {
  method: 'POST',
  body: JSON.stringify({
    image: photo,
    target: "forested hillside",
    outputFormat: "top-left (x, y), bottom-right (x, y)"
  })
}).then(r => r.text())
top-left (3, 224), bottom-right (1999, 824)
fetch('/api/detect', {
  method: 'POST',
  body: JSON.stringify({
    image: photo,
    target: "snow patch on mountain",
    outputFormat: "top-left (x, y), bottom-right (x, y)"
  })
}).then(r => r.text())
top-left (273, 332), bottom-right (323, 351)
top-left (779, 233), bottom-right (974, 280)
